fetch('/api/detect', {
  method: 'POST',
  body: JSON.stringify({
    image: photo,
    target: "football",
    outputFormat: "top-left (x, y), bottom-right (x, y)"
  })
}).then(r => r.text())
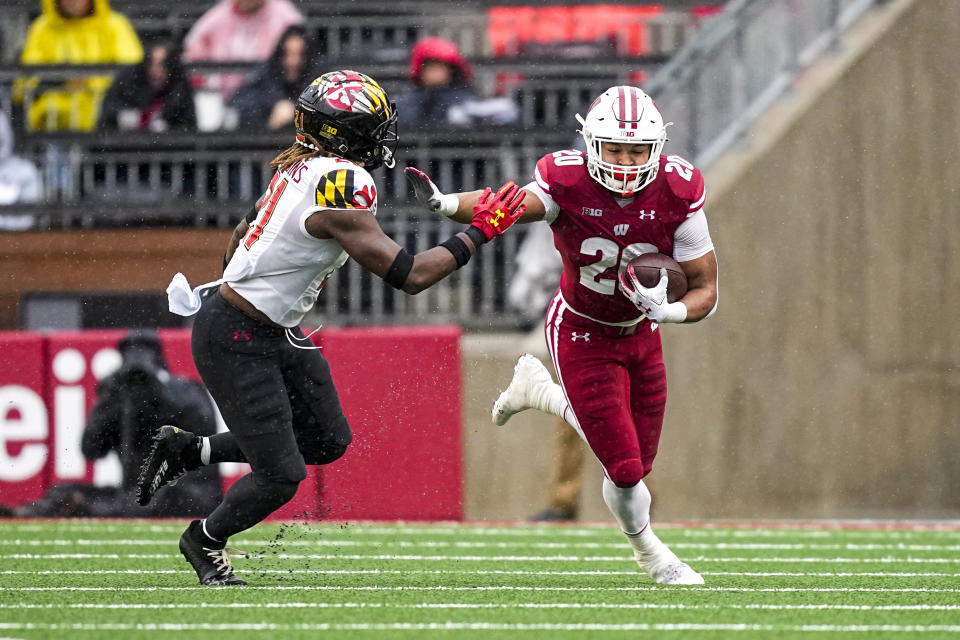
top-left (622, 253), bottom-right (688, 303)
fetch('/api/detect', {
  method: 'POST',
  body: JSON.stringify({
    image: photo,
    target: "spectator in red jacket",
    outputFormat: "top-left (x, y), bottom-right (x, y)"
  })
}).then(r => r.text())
top-left (396, 36), bottom-right (517, 127)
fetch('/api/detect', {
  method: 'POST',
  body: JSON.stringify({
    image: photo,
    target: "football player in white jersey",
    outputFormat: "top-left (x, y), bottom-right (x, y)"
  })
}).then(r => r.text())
top-left (136, 70), bottom-right (527, 586)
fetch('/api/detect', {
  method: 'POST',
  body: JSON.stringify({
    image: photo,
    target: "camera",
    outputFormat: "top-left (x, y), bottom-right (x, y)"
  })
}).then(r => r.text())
top-left (116, 331), bottom-right (164, 386)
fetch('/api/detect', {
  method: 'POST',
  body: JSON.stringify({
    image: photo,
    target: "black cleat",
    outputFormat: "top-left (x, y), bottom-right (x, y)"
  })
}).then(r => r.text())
top-left (136, 425), bottom-right (200, 506)
top-left (179, 520), bottom-right (247, 586)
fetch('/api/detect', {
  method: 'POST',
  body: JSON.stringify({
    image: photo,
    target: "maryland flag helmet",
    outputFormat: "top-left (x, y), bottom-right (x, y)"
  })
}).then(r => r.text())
top-left (294, 70), bottom-right (398, 169)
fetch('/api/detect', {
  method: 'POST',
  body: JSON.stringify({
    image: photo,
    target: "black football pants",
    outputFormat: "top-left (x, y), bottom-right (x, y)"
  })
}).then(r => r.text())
top-left (190, 290), bottom-right (352, 539)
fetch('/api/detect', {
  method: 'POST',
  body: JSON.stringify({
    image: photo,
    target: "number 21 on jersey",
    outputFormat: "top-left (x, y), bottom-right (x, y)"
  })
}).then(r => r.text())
top-left (244, 174), bottom-right (289, 250)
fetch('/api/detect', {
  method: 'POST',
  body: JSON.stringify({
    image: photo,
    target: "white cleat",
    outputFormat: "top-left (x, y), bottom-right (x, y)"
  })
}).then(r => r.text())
top-left (646, 560), bottom-right (705, 585)
top-left (634, 546), bottom-right (705, 585)
top-left (491, 353), bottom-right (554, 426)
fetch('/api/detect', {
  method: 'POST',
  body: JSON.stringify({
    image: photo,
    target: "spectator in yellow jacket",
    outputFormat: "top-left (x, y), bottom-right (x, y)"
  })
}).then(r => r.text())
top-left (18, 0), bottom-right (143, 131)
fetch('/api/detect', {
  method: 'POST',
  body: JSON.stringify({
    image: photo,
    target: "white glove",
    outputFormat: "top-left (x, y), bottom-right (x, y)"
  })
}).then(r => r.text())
top-left (404, 167), bottom-right (459, 217)
top-left (620, 268), bottom-right (687, 324)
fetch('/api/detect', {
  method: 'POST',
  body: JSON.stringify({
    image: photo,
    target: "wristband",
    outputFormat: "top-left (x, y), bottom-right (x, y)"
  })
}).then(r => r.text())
top-left (439, 235), bottom-right (472, 268)
top-left (464, 225), bottom-right (487, 247)
top-left (385, 249), bottom-right (414, 289)
top-left (436, 193), bottom-right (460, 217)
top-left (660, 301), bottom-right (688, 323)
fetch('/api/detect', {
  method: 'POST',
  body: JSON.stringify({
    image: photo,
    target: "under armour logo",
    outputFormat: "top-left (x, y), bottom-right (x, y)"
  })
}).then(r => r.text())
top-left (491, 209), bottom-right (504, 226)
top-left (637, 210), bottom-right (656, 220)
top-left (613, 224), bottom-right (629, 236)
top-left (571, 332), bottom-right (591, 342)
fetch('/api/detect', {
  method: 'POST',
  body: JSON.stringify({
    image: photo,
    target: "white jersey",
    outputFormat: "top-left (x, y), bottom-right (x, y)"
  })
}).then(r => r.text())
top-left (224, 155), bottom-right (379, 327)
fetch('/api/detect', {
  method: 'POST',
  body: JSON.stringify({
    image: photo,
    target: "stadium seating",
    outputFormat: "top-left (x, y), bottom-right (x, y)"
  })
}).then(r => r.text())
top-left (0, 0), bottom-right (722, 329)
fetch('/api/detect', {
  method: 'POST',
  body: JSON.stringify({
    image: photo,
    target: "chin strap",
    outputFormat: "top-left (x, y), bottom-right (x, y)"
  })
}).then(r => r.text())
top-left (382, 147), bottom-right (395, 169)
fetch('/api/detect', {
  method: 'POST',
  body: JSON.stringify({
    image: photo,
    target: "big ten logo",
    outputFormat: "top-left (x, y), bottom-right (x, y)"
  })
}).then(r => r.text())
top-left (0, 341), bottom-right (242, 494)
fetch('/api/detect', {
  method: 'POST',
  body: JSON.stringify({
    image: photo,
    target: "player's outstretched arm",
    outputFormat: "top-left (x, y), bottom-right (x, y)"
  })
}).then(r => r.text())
top-left (405, 167), bottom-right (545, 224)
top-left (307, 182), bottom-right (527, 295)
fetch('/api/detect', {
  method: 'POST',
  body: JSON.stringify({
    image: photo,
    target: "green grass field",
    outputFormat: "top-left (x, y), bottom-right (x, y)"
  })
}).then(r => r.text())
top-left (0, 519), bottom-right (958, 639)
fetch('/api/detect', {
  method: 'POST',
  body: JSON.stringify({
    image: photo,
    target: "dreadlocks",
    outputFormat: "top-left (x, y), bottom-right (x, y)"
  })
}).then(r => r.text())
top-left (270, 132), bottom-right (323, 171)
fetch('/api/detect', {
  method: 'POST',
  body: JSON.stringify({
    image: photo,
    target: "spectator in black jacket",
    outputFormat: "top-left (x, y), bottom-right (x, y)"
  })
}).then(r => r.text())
top-left (99, 40), bottom-right (196, 132)
top-left (17, 330), bottom-right (222, 518)
top-left (230, 24), bottom-right (317, 131)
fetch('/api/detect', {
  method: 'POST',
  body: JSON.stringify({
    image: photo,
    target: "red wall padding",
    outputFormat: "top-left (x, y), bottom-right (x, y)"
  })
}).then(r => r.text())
top-left (0, 327), bottom-right (462, 521)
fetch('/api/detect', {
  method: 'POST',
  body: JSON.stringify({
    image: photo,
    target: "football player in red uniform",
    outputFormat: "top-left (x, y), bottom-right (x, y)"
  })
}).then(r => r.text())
top-left (406, 85), bottom-right (718, 584)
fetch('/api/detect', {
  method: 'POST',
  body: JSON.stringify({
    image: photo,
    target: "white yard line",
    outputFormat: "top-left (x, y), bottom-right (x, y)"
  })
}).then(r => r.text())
top-left (1, 602), bottom-right (958, 612)
top-left (2, 552), bottom-right (958, 563)
top-left (2, 521), bottom-right (958, 537)
top-left (2, 585), bottom-right (958, 593)
top-left (1, 622), bottom-right (959, 632)
top-left (3, 568), bottom-right (959, 578)
top-left (2, 538), bottom-right (958, 551)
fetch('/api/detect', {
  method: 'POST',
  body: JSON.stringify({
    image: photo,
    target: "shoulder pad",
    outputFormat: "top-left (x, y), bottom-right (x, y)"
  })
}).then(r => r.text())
top-left (312, 163), bottom-right (378, 213)
top-left (661, 154), bottom-right (705, 211)
top-left (535, 150), bottom-right (588, 191)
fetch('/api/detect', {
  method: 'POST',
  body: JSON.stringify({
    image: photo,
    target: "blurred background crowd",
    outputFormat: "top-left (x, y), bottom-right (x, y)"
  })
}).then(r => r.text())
top-left (0, 0), bottom-right (726, 331)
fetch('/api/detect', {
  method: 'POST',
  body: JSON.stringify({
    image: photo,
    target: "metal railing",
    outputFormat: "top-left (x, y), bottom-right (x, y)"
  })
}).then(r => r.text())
top-left (15, 127), bottom-right (569, 215)
top-left (8, 129), bottom-right (573, 329)
top-left (645, 0), bottom-right (881, 168)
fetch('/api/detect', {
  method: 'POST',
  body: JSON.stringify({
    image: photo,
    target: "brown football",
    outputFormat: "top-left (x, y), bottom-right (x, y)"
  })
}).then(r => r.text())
top-left (623, 253), bottom-right (688, 303)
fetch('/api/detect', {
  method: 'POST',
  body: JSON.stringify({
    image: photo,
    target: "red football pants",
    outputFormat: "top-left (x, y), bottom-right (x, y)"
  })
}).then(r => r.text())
top-left (544, 294), bottom-right (667, 487)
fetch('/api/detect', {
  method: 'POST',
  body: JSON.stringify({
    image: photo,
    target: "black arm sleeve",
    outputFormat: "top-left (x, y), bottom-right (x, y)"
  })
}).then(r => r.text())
top-left (385, 249), bottom-right (414, 290)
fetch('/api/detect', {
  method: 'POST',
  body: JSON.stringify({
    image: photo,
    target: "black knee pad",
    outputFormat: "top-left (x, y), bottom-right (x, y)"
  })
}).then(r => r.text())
top-left (255, 447), bottom-right (307, 485)
top-left (301, 415), bottom-right (352, 465)
top-left (303, 441), bottom-right (349, 465)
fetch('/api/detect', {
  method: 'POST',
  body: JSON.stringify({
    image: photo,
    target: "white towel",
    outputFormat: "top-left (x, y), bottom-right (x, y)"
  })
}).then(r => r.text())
top-left (166, 272), bottom-right (223, 317)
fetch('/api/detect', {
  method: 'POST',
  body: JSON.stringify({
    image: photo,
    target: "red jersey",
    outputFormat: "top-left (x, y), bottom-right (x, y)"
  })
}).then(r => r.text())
top-left (533, 149), bottom-right (705, 325)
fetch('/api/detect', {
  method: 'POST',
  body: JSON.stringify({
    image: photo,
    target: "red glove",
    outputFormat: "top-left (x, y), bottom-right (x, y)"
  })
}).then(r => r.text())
top-left (469, 181), bottom-right (527, 242)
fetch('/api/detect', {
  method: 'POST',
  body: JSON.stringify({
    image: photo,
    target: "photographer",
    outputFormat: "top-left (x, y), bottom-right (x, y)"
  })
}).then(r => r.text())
top-left (17, 330), bottom-right (223, 517)
top-left (79, 330), bottom-right (223, 517)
